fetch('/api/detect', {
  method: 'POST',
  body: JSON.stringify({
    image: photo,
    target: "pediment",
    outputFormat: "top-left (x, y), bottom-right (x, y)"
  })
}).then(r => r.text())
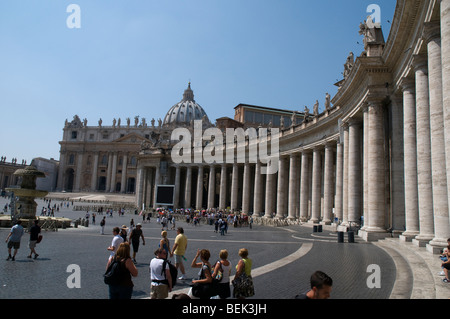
top-left (113, 133), bottom-right (149, 144)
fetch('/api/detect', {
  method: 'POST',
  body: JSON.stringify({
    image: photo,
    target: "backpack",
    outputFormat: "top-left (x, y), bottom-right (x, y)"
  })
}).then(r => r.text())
top-left (104, 258), bottom-right (122, 285)
top-left (162, 259), bottom-right (178, 287)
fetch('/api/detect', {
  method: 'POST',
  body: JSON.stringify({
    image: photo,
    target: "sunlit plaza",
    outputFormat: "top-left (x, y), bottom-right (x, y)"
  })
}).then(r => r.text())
top-left (1, 0), bottom-right (450, 301)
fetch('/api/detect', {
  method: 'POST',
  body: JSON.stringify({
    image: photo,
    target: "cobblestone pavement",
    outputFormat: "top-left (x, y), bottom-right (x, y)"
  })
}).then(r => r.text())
top-left (0, 197), bottom-right (396, 299)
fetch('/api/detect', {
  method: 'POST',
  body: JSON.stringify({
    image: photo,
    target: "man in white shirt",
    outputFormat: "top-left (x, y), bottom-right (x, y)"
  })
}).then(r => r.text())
top-left (150, 248), bottom-right (172, 299)
top-left (107, 227), bottom-right (123, 261)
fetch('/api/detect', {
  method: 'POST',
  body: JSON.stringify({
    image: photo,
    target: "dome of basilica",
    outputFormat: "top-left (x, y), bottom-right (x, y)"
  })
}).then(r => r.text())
top-left (163, 83), bottom-right (211, 126)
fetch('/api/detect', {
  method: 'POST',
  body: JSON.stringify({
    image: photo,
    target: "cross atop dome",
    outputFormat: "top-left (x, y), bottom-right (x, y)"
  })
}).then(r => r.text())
top-left (182, 81), bottom-right (195, 102)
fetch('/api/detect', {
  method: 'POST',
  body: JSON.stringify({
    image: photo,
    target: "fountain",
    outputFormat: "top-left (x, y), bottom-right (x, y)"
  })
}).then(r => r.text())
top-left (5, 165), bottom-right (48, 222)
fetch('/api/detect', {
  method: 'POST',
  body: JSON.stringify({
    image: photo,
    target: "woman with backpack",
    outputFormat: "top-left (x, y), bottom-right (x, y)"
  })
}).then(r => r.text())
top-left (105, 242), bottom-right (138, 299)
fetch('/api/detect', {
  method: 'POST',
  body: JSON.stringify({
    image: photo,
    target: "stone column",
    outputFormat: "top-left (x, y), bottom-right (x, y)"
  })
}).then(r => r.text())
top-left (288, 154), bottom-right (299, 220)
top-left (299, 151), bottom-right (310, 221)
top-left (400, 79), bottom-right (420, 240)
top-left (174, 165), bottom-right (181, 209)
top-left (91, 153), bottom-right (99, 191)
top-left (207, 166), bottom-right (215, 210)
top-left (364, 99), bottom-right (386, 238)
top-left (424, 22), bottom-right (450, 252)
top-left (362, 106), bottom-right (369, 229)
top-left (185, 166), bottom-right (192, 208)
top-left (219, 164), bottom-right (227, 210)
top-left (242, 163), bottom-right (251, 214)
top-left (74, 153), bottom-right (83, 192)
top-left (153, 166), bottom-right (161, 209)
top-left (253, 161), bottom-right (263, 216)
top-left (136, 165), bottom-right (145, 209)
top-left (310, 148), bottom-right (322, 223)
top-left (323, 143), bottom-right (334, 225)
top-left (390, 95), bottom-right (406, 235)
top-left (342, 123), bottom-right (349, 225)
top-left (144, 168), bottom-right (152, 208)
top-left (348, 120), bottom-right (362, 226)
top-left (105, 153), bottom-right (112, 192)
top-left (196, 166), bottom-right (204, 210)
top-left (56, 152), bottom-right (66, 191)
top-left (264, 167), bottom-right (276, 218)
top-left (276, 157), bottom-right (287, 218)
top-left (120, 154), bottom-right (128, 193)
top-left (441, 0), bottom-right (450, 232)
top-left (334, 143), bottom-right (344, 222)
top-left (230, 163), bottom-right (239, 211)
top-left (412, 55), bottom-right (435, 246)
top-left (110, 153), bottom-right (118, 192)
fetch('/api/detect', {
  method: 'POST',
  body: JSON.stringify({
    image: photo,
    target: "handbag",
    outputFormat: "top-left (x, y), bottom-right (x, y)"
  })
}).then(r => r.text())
top-left (232, 272), bottom-right (254, 298)
top-left (190, 263), bottom-right (218, 298)
top-left (37, 235), bottom-right (43, 244)
top-left (214, 260), bottom-right (223, 282)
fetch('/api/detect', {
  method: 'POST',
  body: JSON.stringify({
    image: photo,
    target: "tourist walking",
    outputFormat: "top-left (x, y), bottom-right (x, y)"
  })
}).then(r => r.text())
top-left (159, 230), bottom-right (171, 256)
top-left (105, 242), bottom-right (138, 299)
top-left (128, 223), bottom-right (145, 263)
top-left (5, 220), bottom-right (24, 261)
top-left (28, 219), bottom-right (41, 259)
top-left (171, 227), bottom-right (187, 280)
top-left (150, 248), bottom-right (172, 299)
top-left (211, 249), bottom-right (232, 299)
top-left (100, 217), bottom-right (106, 235)
top-left (107, 227), bottom-right (123, 261)
top-left (120, 225), bottom-right (128, 242)
top-left (232, 248), bottom-right (254, 299)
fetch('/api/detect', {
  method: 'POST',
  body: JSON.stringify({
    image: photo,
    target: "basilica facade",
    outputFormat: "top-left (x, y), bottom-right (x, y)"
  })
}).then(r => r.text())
top-left (57, 0), bottom-right (450, 252)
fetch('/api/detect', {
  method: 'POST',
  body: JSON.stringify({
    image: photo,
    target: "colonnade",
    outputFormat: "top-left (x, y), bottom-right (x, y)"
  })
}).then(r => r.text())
top-left (136, 100), bottom-right (386, 234)
top-left (398, 19), bottom-right (450, 252)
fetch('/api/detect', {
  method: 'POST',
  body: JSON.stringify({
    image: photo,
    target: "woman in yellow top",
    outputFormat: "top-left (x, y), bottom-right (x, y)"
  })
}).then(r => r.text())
top-left (232, 248), bottom-right (254, 298)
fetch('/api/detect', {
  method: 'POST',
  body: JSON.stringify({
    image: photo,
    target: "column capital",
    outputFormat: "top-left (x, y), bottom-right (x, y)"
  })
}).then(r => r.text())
top-left (347, 117), bottom-right (362, 127)
top-left (289, 152), bottom-right (300, 159)
top-left (412, 54), bottom-right (428, 72)
top-left (366, 96), bottom-right (385, 109)
top-left (324, 141), bottom-right (337, 150)
top-left (341, 121), bottom-right (349, 130)
top-left (422, 21), bottom-right (441, 43)
top-left (399, 77), bottom-right (416, 93)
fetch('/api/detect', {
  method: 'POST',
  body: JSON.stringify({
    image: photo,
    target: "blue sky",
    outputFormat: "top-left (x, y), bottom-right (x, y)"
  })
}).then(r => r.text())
top-left (0, 1), bottom-right (395, 163)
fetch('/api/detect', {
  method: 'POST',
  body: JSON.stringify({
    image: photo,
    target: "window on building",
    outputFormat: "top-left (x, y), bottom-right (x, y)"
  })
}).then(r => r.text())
top-left (71, 131), bottom-right (77, 139)
top-left (254, 112), bottom-right (262, 124)
top-left (68, 154), bottom-right (75, 165)
top-left (244, 110), bottom-right (254, 123)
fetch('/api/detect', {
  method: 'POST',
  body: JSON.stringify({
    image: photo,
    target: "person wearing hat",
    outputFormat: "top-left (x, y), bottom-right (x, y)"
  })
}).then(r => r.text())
top-left (120, 225), bottom-right (129, 242)
top-left (129, 223), bottom-right (145, 263)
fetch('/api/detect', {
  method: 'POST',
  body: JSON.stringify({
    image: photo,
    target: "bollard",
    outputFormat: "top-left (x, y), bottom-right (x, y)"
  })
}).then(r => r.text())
top-left (313, 225), bottom-right (318, 232)
top-left (337, 231), bottom-right (344, 243)
top-left (348, 231), bottom-right (355, 243)
top-left (318, 225), bottom-right (323, 232)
